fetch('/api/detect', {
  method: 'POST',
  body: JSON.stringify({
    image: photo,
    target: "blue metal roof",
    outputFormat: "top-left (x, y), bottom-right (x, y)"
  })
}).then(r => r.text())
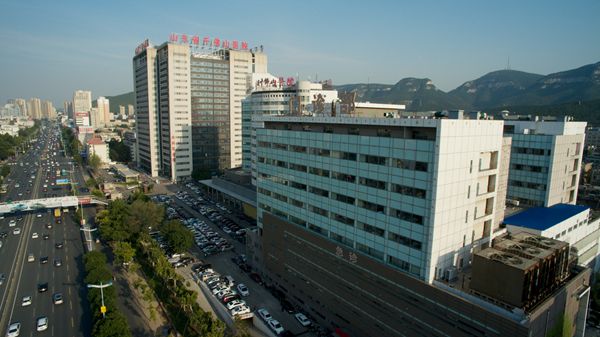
top-left (503, 204), bottom-right (589, 231)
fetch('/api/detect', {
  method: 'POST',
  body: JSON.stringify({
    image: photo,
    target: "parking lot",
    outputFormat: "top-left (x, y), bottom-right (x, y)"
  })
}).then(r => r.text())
top-left (150, 182), bottom-right (326, 337)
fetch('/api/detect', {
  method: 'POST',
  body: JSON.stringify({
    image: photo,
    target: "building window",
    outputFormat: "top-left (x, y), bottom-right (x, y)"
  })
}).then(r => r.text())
top-left (309, 186), bottom-right (329, 198)
top-left (388, 232), bottom-right (422, 250)
top-left (309, 167), bottom-right (330, 178)
top-left (357, 221), bottom-right (385, 237)
top-left (358, 199), bottom-right (385, 213)
top-left (332, 193), bottom-right (355, 205)
top-left (391, 209), bottom-right (424, 225)
top-left (332, 212), bottom-right (354, 226)
top-left (361, 154), bottom-right (387, 166)
top-left (356, 243), bottom-right (384, 261)
top-left (289, 163), bottom-right (307, 172)
top-left (309, 205), bottom-right (328, 217)
top-left (391, 184), bottom-right (426, 199)
top-left (332, 171), bottom-right (356, 183)
top-left (359, 177), bottom-right (387, 190)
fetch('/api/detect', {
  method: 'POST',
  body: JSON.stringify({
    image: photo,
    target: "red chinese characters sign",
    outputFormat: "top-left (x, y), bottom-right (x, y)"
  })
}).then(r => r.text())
top-left (169, 33), bottom-right (249, 51)
top-left (135, 39), bottom-right (149, 55)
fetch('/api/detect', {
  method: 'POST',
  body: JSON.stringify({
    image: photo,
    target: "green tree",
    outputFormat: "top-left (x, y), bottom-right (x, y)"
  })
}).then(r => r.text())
top-left (0, 165), bottom-right (10, 177)
top-left (161, 220), bottom-right (193, 254)
top-left (113, 241), bottom-right (135, 268)
top-left (86, 178), bottom-right (98, 188)
top-left (128, 200), bottom-right (164, 234)
top-left (108, 139), bottom-right (132, 163)
top-left (92, 311), bottom-right (132, 337)
top-left (88, 153), bottom-right (101, 171)
top-left (97, 200), bottom-right (131, 242)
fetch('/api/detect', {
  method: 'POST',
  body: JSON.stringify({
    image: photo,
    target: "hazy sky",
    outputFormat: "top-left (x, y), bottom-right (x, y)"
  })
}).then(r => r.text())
top-left (1, 0), bottom-right (599, 106)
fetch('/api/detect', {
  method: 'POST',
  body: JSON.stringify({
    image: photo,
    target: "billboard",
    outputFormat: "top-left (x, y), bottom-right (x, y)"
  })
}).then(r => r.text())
top-left (56, 179), bottom-right (70, 185)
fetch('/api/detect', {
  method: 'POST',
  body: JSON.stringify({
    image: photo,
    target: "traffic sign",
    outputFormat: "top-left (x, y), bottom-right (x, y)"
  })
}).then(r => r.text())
top-left (100, 305), bottom-right (106, 313)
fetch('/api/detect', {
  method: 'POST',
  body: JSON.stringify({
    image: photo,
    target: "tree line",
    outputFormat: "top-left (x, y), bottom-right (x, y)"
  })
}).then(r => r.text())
top-left (0, 120), bottom-right (40, 161)
top-left (95, 192), bottom-right (224, 336)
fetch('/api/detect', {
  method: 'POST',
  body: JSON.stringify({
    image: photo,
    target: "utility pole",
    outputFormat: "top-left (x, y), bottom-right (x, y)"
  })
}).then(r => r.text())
top-left (86, 281), bottom-right (113, 318)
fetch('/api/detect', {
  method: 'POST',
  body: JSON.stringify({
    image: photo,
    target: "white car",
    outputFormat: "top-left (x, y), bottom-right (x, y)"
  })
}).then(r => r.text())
top-left (36, 316), bottom-right (48, 331)
top-left (13, 228), bottom-right (21, 235)
top-left (294, 312), bottom-right (311, 327)
top-left (267, 319), bottom-right (284, 335)
top-left (36, 214), bottom-right (42, 218)
top-left (226, 300), bottom-right (246, 311)
top-left (7, 322), bottom-right (20, 337)
top-left (230, 305), bottom-right (251, 317)
top-left (212, 285), bottom-right (229, 295)
top-left (9, 220), bottom-right (16, 227)
top-left (215, 289), bottom-right (236, 299)
top-left (31, 232), bottom-right (38, 239)
top-left (236, 283), bottom-right (249, 296)
top-left (257, 308), bottom-right (272, 322)
top-left (21, 296), bottom-right (32, 307)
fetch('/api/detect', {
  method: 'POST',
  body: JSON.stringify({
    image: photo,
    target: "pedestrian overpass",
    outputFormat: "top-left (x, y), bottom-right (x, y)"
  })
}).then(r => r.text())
top-left (0, 196), bottom-right (108, 215)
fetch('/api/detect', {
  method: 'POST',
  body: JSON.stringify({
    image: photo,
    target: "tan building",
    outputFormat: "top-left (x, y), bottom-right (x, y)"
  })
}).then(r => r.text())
top-left (28, 97), bottom-right (41, 119)
top-left (97, 96), bottom-right (110, 127)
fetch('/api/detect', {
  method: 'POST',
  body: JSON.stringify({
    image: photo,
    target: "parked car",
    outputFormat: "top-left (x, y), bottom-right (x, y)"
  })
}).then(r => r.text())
top-left (294, 313), bottom-right (311, 327)
top-left (237, 283), bottom-right (249, 296)
top-left (226, 300), bottom-right (246, 311)
top-left (257, 308), bottom-right (272, 322)
top-left (267, 319), bottom-right (284, 335)
top-left (231, 305), bottom-right (251, 317)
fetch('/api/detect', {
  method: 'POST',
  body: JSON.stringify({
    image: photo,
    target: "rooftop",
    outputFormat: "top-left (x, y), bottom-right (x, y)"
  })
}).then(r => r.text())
top-left (503, 204), bottom-right (590, 231)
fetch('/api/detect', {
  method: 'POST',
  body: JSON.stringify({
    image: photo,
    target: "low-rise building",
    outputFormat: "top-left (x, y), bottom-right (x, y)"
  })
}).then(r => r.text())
top-left (87, 136), bottom-right (110, 165)
top-left (504, 203), bottom-right (600, 272)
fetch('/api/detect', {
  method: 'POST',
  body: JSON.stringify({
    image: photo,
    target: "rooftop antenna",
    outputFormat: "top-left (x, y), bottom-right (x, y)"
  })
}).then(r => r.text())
top-left (506, 56), bottom-right (511, 71)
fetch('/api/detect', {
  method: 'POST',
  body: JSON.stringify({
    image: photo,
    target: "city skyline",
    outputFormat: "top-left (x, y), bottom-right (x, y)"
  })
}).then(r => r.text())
top-left (1, 0), bottom-right (599, 105)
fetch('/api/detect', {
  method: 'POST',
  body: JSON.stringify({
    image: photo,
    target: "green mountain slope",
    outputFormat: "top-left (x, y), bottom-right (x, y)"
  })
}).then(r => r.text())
top-left (106, 92), bottom-right (134, 114)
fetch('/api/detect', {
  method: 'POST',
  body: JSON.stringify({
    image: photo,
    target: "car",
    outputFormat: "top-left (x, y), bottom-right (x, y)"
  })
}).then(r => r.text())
top-left (46, 223), bottom-right (52, 229)
top-left (13, 228), bottom-right (21, 235)
top-left (38, 282), bottom-right (48, 293)
top-left (216, 289), bottom-right (236, 299)
top-left (55, 242), bottom-right (64, 249)
top-left (27, 253), bottom-right (35, 262)
top-left (257, 308), bottom-right (272, 322)
top-left (0, 231), bottom-right (7, 239)
top-left (36, 316), bottom-right (48, 331)
top-left (21, 296), bottom-right (32, 307)
top-left (54, 258), bottom-right (62, 267)
top-left (0, 273), bottom-right (5, 286)
top-left (226, 300), bottom-right (246, 311)
top-left (36, 214), bottom-right (42, 218)
top-left (281, 299), bottom-right (294, 313)
top-left (294, 313), bottom-right (311, 327)
top-left (31, 232), bottom-right (38, 239)
top-left (6, 322), bottom-right (20, 337)
top-left (43, 234), bottom-right (49, 240)
top-left (236, 283), bottom-right (249, 296)
top-left (53, 292), bottom-right (63, 305)
top-left (231, 305), bottom-right (251, 317)
top-left (267, 319), bottom-right (284, 335)
top-left (9, 219), bottom-right (16, 226)
top-left (222, 294), bottom-right (241, 304)
top-left (40, 256), bottom-right (48, 264)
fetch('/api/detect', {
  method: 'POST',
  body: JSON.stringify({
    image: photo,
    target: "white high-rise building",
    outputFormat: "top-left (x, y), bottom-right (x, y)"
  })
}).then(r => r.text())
top-left (134, 37), bottom-right (267, 181)
top-left (73, 90), bottom-right (92, 124)
top-left (97, 96), bottom-right (110, 127)
top-left (133, 42), bottom-right (192, 182)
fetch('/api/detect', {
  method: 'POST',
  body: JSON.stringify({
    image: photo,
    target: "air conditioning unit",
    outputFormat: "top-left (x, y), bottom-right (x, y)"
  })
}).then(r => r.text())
top-left (444, 267), bottom-right (458, 281)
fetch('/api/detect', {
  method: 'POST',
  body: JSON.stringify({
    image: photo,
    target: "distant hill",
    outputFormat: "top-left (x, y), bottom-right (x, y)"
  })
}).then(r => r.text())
top-left (336, 61), bottom-right (600, 112)
top-left (106, 92), bottom-right (134, 114)
top-left (449, 70), bottom-right (544, 109)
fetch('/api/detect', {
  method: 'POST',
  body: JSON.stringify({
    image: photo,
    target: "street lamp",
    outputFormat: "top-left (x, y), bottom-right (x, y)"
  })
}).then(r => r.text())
top-left (86, 281), bottom-right (113, 318)
top-left (80, 227), bottom-right (98, 251)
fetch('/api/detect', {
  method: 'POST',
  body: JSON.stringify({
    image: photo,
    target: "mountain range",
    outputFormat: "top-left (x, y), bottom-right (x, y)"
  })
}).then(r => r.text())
top-left (335, 61), bottom-right (600, 111)
top-left (109, 61), bottom-right (600, 120)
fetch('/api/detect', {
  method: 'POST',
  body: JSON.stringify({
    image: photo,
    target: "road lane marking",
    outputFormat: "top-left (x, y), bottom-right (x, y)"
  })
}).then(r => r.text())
top-left (71, 317), bottom-right (74, 328)
top-left (70, 300), bottom-right (73, 310)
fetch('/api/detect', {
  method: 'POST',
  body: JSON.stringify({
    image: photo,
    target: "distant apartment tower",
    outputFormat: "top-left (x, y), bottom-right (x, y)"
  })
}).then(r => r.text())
top-left (127, 104), bottom-right (134, 117)
top-left (27, 97), bottom-right (41, 119)
top-left (503, 119), bottom-right (586, 207)
top-left (73, 90), bottom-right (92, 125)
top-left (97, 96), bottom-right (110, 127)
top-left (14, 98), bottom-right (27, 116)
top-left (133, 42), bottom-right (192, 182)
top-left (119, 105), bottom-right (126, 117)
top-left (41, 100), bottom-right (55, 119)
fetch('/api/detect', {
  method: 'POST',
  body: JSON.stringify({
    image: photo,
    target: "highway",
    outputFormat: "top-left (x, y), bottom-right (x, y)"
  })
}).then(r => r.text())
top-left (0, 122), bottom-right (91, 337)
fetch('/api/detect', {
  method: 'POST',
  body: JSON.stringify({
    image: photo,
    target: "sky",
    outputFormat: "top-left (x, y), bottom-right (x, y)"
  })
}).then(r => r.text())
top-left (1, 0), bottom-right (599, 106)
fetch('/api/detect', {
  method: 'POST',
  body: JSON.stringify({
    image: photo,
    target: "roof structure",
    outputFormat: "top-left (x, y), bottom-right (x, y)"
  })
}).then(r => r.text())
top-left (503, 204), bottom-right (589, 231)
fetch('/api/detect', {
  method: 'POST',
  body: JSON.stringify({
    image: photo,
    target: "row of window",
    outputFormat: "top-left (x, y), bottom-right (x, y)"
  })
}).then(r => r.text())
top-left (509, 180), bottom-right (547, 191)
top-left (513, 147), bottom-right (550, 156)
top-left (258, 158), bottom-right (427, 199)
top-left (258, 183), bottom-right (424, 226)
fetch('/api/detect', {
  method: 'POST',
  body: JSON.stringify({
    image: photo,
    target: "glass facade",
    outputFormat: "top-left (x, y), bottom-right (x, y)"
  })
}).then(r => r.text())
top-left (256, 127), bottom-right (435, 278)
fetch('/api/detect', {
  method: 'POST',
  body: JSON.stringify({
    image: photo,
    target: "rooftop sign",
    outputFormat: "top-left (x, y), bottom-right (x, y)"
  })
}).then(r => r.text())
top-left (168, 33), bottom-right (253, 52)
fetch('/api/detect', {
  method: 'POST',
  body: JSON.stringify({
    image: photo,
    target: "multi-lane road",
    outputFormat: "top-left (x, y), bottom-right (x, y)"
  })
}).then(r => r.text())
top-left (0, 123), bottom-right (91, 337)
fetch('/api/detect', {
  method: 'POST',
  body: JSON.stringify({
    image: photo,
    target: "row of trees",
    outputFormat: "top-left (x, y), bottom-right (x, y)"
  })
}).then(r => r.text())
top-left (61, 126), bottom-right (83, 164)
top-left (96, 193), bottom-right (225, 336)
top-left (0, 120), bottom-right (40, 160)
top-left (84, 251), bottom-right (131, 337)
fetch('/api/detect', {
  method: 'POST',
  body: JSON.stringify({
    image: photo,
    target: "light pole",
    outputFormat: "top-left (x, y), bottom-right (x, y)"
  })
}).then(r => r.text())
top-left (87, 281), bottom-right (113, 318)
top-left (80, 227), bottom-right (97, 251)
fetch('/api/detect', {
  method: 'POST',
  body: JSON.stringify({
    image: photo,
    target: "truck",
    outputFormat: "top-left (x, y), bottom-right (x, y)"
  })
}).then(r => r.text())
top-left (54, 208), bottom-right (61, 219)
